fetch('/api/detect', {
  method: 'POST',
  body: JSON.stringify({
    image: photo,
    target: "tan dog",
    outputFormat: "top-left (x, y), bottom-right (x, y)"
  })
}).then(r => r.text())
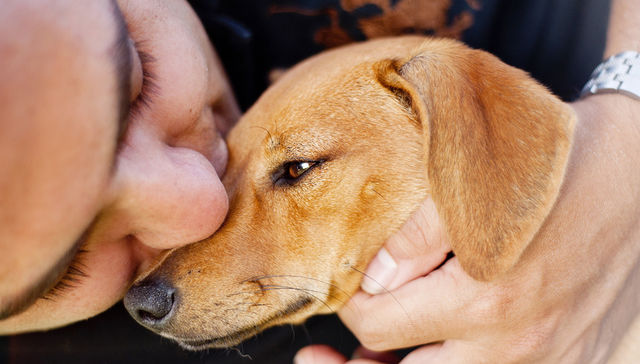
top-left (123, 36), bottom-right (575, 350)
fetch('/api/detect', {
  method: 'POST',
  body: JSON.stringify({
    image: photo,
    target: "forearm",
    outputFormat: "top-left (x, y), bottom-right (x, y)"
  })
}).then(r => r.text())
top-left (568, 1), bottom-right (640, 360)
top-left (604, 0), bottom-right (640, 57)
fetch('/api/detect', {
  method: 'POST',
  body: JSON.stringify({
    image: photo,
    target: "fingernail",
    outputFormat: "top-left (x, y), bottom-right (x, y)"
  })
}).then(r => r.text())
top-left (293, 353), bottom-right (307, 364)
top-left (361, 247), bottom-right (397, 295)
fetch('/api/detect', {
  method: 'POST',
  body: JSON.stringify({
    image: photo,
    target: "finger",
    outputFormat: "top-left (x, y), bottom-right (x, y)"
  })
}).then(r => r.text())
top-left (340, 257), bottom-right (481, 351)
top-left (294, 345), bottom-right (347, 364)
top-left (293, 345), bottom-right (396, 364)
top-left (361, 197), bottom-right (451, 295)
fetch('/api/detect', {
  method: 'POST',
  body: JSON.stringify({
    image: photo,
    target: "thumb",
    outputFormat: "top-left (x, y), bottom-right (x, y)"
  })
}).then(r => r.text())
top-left (361, 197), bottom-right (451, 295)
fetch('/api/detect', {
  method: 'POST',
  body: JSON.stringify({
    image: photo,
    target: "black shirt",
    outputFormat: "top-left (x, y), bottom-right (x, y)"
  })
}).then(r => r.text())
top-left (190, 0), bottom-right (609, 109)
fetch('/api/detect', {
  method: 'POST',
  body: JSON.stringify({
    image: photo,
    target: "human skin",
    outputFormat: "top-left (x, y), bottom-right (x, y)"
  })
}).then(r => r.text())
top-left (295, 0), bottom-right (640, 363)
top-left (0, 0), bottom-right (239, 333)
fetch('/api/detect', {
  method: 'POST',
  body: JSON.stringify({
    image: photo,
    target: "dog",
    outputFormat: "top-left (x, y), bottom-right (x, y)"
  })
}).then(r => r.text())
top-left (123, 36), bottom-right (578, 351)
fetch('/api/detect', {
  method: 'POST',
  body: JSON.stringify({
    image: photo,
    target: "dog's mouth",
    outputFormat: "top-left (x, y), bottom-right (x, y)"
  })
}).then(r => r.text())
top-left (175, 325), bottom-right (264, 350)
top-left (172, 296), bottom-right (315, 350)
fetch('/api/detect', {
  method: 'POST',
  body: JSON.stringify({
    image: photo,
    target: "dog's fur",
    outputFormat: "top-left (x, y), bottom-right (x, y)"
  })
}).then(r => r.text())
top-left (128, 37), bottom-right (578, 350)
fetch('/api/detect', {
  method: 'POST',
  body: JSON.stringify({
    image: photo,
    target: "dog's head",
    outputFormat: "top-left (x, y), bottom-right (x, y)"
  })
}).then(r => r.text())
top-left (124, 37), bottom-right (574, 349)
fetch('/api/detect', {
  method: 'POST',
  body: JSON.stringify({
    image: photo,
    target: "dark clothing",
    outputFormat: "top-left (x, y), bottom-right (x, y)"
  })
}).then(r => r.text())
top-left (4, 1), bottom-right (610, 363)
top-left (190, 0), bottom-right (609, 109)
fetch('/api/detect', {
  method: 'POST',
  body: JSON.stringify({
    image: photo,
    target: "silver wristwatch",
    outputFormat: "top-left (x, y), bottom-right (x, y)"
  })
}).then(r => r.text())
top-left (580, 51), bottom-right (640, 100)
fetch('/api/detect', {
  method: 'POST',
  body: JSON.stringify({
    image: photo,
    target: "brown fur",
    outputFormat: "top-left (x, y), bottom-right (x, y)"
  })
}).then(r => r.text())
top-left (129, 36), bottom-right (575, 349)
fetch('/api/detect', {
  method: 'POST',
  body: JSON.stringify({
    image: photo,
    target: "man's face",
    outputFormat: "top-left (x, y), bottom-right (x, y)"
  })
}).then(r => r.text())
top-left (0, 0), bottom-right (239, 333)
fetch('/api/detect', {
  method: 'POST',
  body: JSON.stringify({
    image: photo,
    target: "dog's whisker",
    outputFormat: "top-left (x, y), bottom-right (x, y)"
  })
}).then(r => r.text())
top-left (252, 285), bottom-right (336, 312)
top-left (349, 265), bottom-right (418, 332)
top-left (249, 125), bottom-right (273, 140)
top-left (256, 283), bottom-right (348, 307)
top-left (300, 291), bottom-right (334, 313)
top-left (371, 187), bottom-right (397, 214)
top-left (222, 303), bottom-right (271, 313)
top-left (227, 281), bottom-right (345, 312)
top-left (226, 289), bottom-right (345, 314)
top-left (260, 284), bottom-right (330, 297)
top-left (261, 280), bottom-right (340, 294)
top-left (288, 323), bottom-right (297, 343)
top-left (242, 274), bottom-right (352, 299)
top-left (245, 274), bottom-right (361, 315)
top-left (229, 346), bottom-right (252, 360)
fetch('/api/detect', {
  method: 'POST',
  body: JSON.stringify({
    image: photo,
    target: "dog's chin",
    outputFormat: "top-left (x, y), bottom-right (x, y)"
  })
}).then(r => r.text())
top-left (169, 295), bottom-right (316, 350)
top-left (174, 326), bottom-right (262, 350)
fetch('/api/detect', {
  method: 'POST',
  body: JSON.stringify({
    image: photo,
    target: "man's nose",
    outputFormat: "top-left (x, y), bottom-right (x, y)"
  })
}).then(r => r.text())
top-left (110, 132), bottom-right (228, 250)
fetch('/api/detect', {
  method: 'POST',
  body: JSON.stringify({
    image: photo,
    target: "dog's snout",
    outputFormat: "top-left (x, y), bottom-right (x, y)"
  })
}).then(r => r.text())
top-left (124, 278), bottom-right (176, 330)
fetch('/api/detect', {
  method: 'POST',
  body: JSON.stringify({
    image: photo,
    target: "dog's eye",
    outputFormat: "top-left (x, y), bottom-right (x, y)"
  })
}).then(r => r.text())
top-left (273, 160), bottom-right (321, 186)
top-left (287, 161), bottom-right (315, 179)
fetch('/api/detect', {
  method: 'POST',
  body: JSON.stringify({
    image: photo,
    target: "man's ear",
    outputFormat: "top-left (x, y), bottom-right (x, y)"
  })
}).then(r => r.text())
top-left (374, 40), bottom-right (575, 281)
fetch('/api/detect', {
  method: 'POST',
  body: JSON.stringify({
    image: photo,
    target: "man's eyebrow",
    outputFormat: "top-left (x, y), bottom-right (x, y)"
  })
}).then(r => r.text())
top-left (110, 0), bottom-right (132, 155)
top-left (0, 229), bottom-right (91, 320)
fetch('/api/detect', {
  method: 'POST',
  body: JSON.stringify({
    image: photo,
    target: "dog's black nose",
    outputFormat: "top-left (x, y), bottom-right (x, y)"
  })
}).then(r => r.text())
top-left (124, 278), bottom-right (176, 329)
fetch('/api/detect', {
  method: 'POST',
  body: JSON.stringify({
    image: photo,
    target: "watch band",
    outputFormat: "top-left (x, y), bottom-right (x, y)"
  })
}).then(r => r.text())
top-left (580, 51), bottom-right (640, 100)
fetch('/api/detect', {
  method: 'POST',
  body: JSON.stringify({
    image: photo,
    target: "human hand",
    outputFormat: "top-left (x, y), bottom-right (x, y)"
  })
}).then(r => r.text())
top-left (295, 94), bottom-right (640, 363)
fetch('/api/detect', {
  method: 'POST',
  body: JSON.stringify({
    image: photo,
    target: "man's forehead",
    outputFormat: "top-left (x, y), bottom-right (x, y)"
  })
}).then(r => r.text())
top-left (1, 0), bottom-right (115, 56)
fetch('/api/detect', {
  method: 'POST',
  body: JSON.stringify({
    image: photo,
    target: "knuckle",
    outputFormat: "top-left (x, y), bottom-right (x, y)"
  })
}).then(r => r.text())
top-left (468, 285), bottom-right (517, 325)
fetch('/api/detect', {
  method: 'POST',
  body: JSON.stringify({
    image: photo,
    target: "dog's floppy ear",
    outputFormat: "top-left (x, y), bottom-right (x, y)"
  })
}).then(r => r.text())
top-left (374, 41), bottom-right (575, 281)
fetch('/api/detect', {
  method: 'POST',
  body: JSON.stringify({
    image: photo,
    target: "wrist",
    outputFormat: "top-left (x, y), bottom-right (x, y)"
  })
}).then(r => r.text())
top-left (581, 51), bottom-right (640, 101)
top-left (572, 94), bottom-right (640, 140)
top-left (569, 94), bottom-right (640, 208)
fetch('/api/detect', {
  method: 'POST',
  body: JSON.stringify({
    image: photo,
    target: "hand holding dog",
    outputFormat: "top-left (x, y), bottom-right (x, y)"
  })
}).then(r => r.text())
top-left (296, 0), bottom-right (640, 361)
top-left (295, 94), bottom-right (640, 364)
